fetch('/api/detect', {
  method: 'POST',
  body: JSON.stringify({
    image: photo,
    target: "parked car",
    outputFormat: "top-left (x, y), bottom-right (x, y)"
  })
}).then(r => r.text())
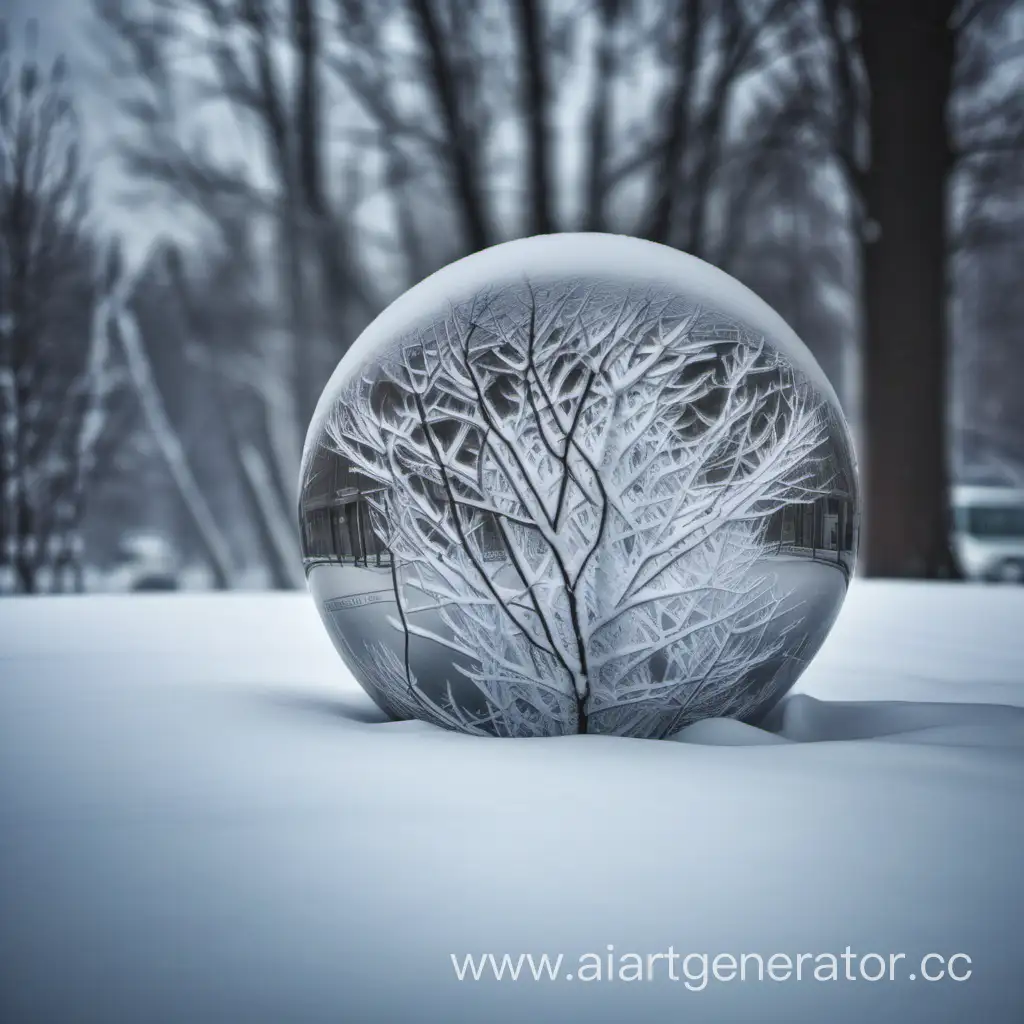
top-left (951, 485), bottom-right (1024, 583)
top-left (108, 532), bottom-right (181, 592)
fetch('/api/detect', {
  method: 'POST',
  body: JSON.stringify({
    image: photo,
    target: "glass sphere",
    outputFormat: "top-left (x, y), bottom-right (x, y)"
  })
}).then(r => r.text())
top-left (299, 234), bottom-right (858, 738)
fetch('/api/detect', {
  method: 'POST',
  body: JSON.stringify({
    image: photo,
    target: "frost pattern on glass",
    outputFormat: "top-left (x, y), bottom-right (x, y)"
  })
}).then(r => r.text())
top-left (301, 278), bottom-right (857, 738)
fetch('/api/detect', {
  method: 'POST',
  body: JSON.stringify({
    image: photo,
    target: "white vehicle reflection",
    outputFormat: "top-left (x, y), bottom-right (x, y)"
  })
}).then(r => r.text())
top-left (952, 485), bottom-right (1024, 583)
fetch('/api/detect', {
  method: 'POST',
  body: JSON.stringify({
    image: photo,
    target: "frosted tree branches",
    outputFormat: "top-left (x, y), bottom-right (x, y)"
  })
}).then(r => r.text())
top-left (324, 280), bottom-right (834, 737)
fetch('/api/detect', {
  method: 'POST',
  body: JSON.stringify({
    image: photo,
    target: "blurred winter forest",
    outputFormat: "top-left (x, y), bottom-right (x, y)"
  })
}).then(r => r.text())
top-left (0, 0), bottom-right (1021, 593)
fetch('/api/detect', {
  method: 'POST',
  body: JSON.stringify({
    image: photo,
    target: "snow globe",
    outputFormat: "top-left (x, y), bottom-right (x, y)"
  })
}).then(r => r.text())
top-left (299, 234), bottom-right (858, 738)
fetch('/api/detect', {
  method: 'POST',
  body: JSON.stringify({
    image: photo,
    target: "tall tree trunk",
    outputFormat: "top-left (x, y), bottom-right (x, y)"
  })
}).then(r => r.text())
top-left (407, 0), bottom-right (491, 252)
top-left (646, 0), bottom-right (702, 244)
top-left (582, 0), bottom-right (621, 232)
top-left (513, 0), bottom-right (555, 235)
top-left (292, 0), bottom-right (326, 425)
top-left (293, 0), bottom-right (323, 223)
top-left (243, 0), bottom-right (319, 455)
top-left (858, 1), bottom-right (959, 578)
top-left (14, 495), bottom-right (37, 594)
top-left (292, 0), bottom-right (368, 361)
top-left (683, 0), bottom-right (743, 257)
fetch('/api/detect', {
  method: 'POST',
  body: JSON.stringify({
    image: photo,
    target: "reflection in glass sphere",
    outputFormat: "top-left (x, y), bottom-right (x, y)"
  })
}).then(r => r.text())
top-left (299, 235), bottom-right (858, 738)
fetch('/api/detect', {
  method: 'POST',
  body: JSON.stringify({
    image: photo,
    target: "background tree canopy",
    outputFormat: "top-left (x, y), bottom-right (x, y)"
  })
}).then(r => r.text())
top-left (0, 0), bottom-right (1021, 590)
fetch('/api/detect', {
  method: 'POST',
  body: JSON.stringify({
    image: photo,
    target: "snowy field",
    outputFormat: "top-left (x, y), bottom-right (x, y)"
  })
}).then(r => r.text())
top-left (1, 582), bottom-right (1023, 1023)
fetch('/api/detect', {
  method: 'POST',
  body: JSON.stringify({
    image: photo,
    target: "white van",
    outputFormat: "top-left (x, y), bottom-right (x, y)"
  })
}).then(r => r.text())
top-left (951, 485), bottom-right (1024, 583)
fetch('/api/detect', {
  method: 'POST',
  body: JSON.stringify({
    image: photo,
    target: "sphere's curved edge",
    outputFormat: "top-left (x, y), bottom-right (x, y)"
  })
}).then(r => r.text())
top-left (303, 233), bottom-right (841, 467)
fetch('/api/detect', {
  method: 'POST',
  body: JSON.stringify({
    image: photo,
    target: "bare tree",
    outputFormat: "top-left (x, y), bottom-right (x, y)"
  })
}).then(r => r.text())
top-left (511, 0), bottom-right (555, 234)
top-left (403, 0), bottom-right (498, 251)
top-left (0, 22), bottom-right (129, 593)
top-left (638, 0), bottom-right (810, 258)
top-left (102, 243), bottom-right (238, 589)
top-left (323, 281), bottom-right (833, 736)
top-left (161, 234), bottom-right (309, 588)
top-left (327, 0), bottom-right (432, 284)
top-left (92, 0), bottom-right (385, 585)
top-left (86, 0), bottom-right (866, 590)
top-left (581, 0), bottom-right (627, 232)
top-left (330, 0), bottom-right (817, 262)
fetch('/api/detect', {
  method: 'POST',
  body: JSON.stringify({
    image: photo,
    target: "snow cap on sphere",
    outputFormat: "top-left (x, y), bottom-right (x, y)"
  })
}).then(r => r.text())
top-left (304, 233), bottom-right (840, 468)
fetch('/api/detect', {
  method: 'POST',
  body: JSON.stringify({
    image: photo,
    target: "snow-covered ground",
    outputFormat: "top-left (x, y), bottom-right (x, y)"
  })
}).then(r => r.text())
top-left (1, 582), bottom-right (1023, 1023)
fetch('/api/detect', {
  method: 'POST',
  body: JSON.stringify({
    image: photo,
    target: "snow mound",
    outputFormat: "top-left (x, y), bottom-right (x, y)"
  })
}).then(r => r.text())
top-left (669, 717), bottom-right (795, 745)
top-left (766, 692), bottom-right (1024, 744)
top-left (871, 721), bottom-right (1024, 749)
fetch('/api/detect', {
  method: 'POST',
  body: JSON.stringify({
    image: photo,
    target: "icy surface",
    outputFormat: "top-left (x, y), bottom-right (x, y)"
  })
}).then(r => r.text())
top-left (1, 581), bottom-right (1023, 1023)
